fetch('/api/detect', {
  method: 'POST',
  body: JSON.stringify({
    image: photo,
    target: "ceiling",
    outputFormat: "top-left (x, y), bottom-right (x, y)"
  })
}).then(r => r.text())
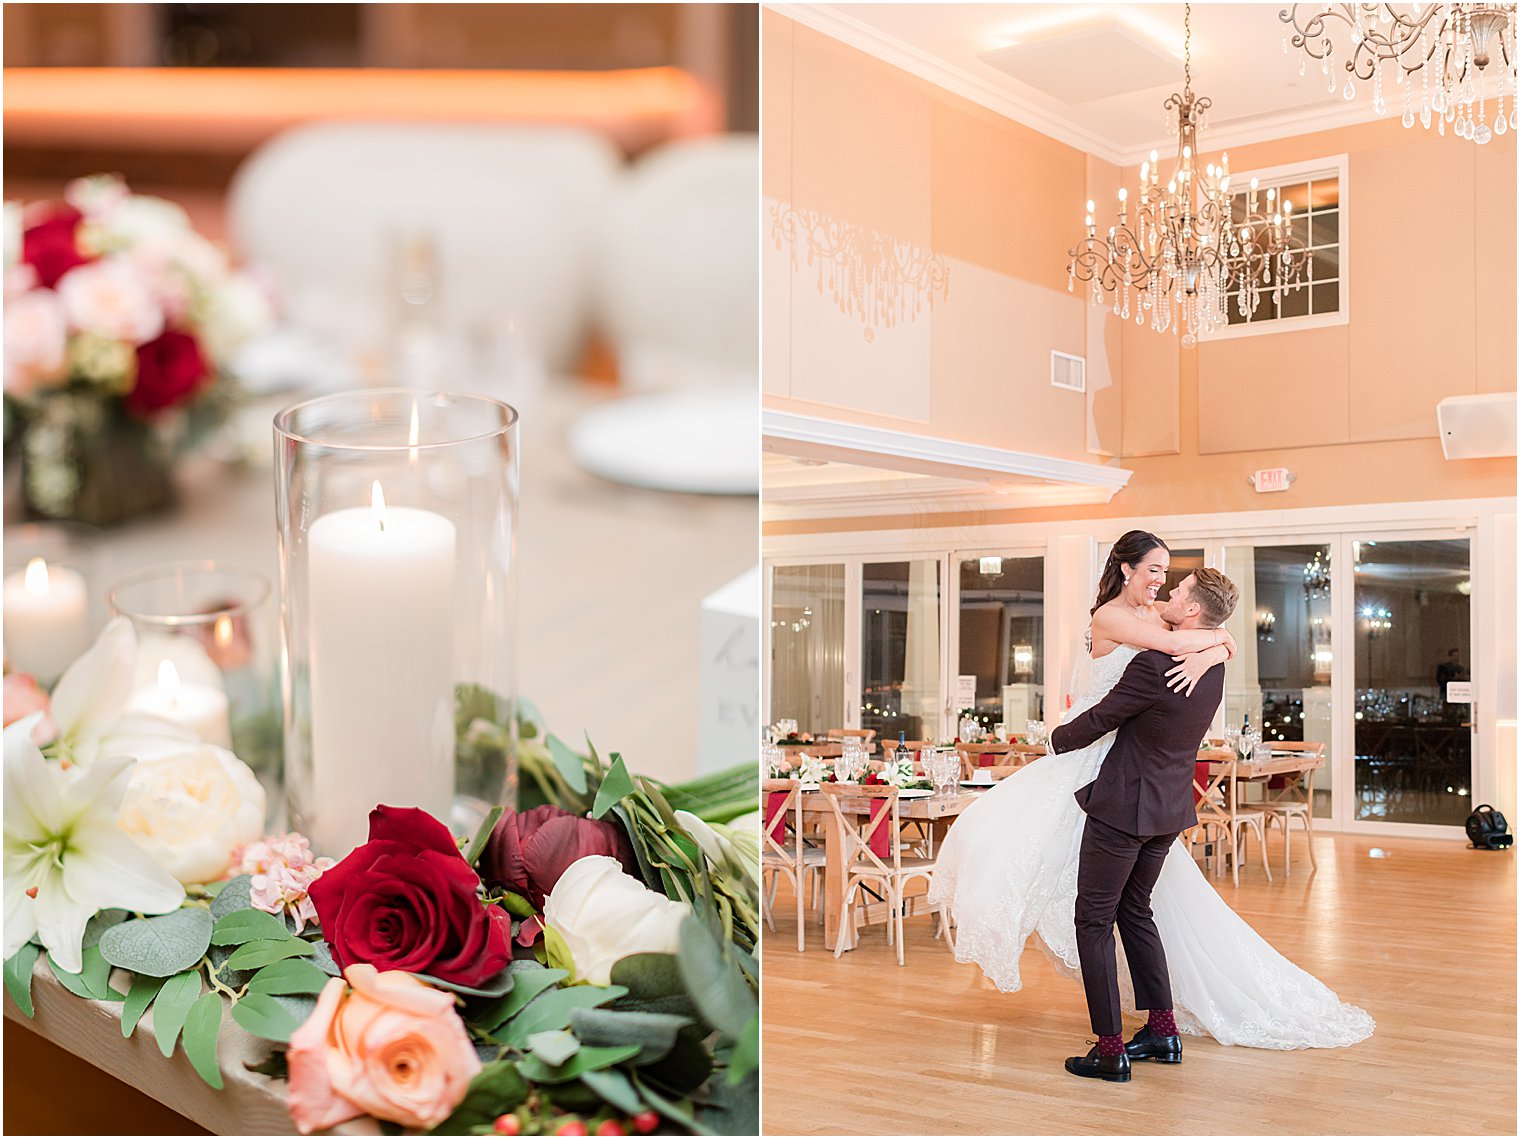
top-left (772, 3), bottom-right (1390, 164)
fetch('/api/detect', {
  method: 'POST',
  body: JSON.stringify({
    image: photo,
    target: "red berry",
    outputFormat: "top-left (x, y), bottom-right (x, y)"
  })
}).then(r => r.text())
top-left (493, 1116), bottom-right (522, 1136)
top-left (632, 1111), bottom-right (660, 1134)
top-left (596, 1123), bottom-right (626, 1137)
top-left (557, 1122), bottom-right (589, 1137)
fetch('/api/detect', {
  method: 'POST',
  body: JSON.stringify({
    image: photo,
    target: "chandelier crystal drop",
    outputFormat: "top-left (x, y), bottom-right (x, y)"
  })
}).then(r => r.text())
top-left (1068, 4), bottom-right (1309, 346)
top-left (1280, 3), bottom-right (1518, 145)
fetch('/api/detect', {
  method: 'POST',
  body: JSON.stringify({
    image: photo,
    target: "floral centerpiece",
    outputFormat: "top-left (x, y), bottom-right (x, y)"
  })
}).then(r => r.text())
top-left (3, 175), bottom-right (271, 525)
top-left (3, 623), bottom-right (759, 1135)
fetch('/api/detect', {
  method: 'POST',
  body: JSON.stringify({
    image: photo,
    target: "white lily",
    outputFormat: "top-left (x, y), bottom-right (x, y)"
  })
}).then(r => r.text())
top-left (675, 809), bottom-right (759, 889)
top-left (4, 716), bottom-right (185, 972)
top-left (48, 618), bottom-right (197, 768)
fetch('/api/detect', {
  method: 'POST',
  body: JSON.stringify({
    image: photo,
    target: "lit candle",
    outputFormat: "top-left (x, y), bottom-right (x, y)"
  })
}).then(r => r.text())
top-left (3, 558), bottom-right (90, 682)
top-left (128, 659), bottom-right (232, 748)
top-left (307, 480), bottom-right (456, 857)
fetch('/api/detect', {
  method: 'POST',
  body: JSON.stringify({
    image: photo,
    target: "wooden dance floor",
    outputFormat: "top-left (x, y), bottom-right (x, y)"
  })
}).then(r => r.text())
top-left (761, 834), bottom-right (1516, 1136)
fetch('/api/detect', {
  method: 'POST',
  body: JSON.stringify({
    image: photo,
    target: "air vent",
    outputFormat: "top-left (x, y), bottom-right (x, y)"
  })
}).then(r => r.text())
top-left (1051, 350), bottom-right (1086, 393)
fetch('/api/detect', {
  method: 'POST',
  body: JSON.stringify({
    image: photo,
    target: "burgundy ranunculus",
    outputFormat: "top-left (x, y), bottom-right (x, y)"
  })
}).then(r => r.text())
top-left (21, 205), bottom-right (91, 288)
top-left (309, 806), bottom-right (510, 988)
top-left (128, 329), bottom-right (209, 416)
top-left (480, 805), bottom-right (640, 911)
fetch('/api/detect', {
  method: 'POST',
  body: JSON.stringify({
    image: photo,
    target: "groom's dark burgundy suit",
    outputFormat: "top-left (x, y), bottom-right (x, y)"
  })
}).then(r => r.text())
top-left (1050, 649), bottom-right (1224, 1037)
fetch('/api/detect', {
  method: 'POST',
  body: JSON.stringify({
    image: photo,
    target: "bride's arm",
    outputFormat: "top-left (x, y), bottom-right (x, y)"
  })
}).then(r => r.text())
top-left (1091, 604), bottom-right (1230, 656)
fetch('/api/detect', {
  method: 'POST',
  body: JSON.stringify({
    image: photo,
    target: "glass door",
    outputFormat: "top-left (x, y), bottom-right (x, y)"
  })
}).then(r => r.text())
top-left (862, 560), bottom-right (942, 744)
top-left (1351, 537), bottom-right (1472, 825)
top-left (769, 563), bottom-right (845, 736)
top-left (955, 554), bottom-right (1044, 737)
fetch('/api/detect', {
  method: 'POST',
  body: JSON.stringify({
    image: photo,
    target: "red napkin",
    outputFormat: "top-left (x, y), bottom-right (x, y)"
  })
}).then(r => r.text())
top-left (978, 754), bottom-right (995, 767)
top-left (867, 797), bottom-right (892, 859)
top-left (1193, 760), bottom-right (1212, 805)
top-left (766, 791), bottom-right (790, 843)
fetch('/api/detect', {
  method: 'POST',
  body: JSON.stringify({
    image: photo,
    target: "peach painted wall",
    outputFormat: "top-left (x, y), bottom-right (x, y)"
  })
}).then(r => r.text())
top-left (761, 13), bottom-right (1516, 536)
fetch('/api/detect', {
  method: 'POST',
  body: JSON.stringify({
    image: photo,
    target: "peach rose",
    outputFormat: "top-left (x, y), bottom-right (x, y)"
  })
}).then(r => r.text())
top-left (287, 965), bottom-right (481, 1134)
top-left (55, 256), bottom-right (163, 345)
top-left (3, 288), bottom-right (68, 397)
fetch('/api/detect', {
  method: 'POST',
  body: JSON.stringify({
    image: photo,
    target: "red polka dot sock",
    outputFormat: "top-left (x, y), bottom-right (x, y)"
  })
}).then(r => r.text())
top-left (1148, 1008), bottom-right (1178, 1036)
top-left (1097, 1033), bottom-right (1126, 1057)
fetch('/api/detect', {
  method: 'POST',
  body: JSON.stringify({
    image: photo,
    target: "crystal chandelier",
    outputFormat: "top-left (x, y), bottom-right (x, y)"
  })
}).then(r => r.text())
top-left (1303, 548), bottom-right (1332, 599)
top-left (770, 204), bottom-right (950, 335)
top-left (1281, 4), bottom-right (1517, 144)
top-left (1068, 5), bottom-right (1309, 346)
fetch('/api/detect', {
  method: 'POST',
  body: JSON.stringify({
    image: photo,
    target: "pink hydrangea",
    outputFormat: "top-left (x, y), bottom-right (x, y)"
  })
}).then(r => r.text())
top-left (230, 832), bottom-right (334, 934)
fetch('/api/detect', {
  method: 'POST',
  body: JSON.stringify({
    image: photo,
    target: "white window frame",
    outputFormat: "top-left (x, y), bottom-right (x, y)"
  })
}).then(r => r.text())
top-left (1204, 153), bottom-right (1350, 342)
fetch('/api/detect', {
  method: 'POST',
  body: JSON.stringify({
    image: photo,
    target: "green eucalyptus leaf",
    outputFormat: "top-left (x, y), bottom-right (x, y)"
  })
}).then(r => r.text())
top-left (464, 805), bottom-right (505, 867)
top-left (569, 1007), bottom-right (692, 1065)
top-left (494, 985), bottom-right (626, 1047)
top-left (726, 1011), bottom-right (760, 1083)
top-left (516, 1044), bottom-right (641, 1084)
top-left (609, 953), bottom-right (683, 1000)
top-left (579, 1067), bottom-right (643, 1115)
top-left (703, 1067), bottom-right (759, 1136)
top-left (231, 992), bottom-right (306, 1043)
top-left (526, 1028), bottom-right (579, 1067)
top-left (428, 1060), bottom-right (532, 1135)
top-left (409, 967), bottom-right (513, 999)
top-left (48, 945), bottom-right (123, 1001)
top-left (3, 943), bottom-right (40, 1018)
top-left (631, 1075), bottom-right (712, 1137)
top-left (637, 1026), bottom-right (713, 1095)
top-left (209, 875), bottom-right (254, 919)
top-left (676, 916), bottom-right (753, 1041)
top-left (306, 938), bottom-right (343, 977)
top-left (153, 969), bottom-right (204, 1057)
top-left (121, 973), bottom-right (167, 1037)
top-left (591, 755), bottom-right (636, 820)
top-left (182, 991), bottom-right (224, 1089)
top-left (210, 908), bottom-right (292, 947)
top-left (224, 937), bottom-right (314, 971)
top-left (99, 909), bottom-right (214, 978)
top-left (474, 962), bottom-right (567, 1033)
top-left (81, 909), bottom-right (129, 949)
top-left (202, 878), bottom-right (231, 898)
top-left (546, 733), bottom-right (589, 794)
top-left (245, 958), bottom-right (332, 997)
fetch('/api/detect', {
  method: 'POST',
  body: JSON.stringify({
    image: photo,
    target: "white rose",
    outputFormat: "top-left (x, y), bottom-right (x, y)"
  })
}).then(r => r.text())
top-left (198, 274), bottom-right (274, 365)
top-left (3, 289), bottom-right (68, 397)
top-left (56, 256), bottom-right (164, 345)
top-left (543, 855), bottom-right (690, 985)
top-left (116, 744), bottom-right (266, 885)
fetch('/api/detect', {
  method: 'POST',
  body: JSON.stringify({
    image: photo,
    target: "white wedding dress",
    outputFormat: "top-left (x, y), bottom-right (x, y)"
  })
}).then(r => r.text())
top-left (926, 641), bottom-right (1374, 1049)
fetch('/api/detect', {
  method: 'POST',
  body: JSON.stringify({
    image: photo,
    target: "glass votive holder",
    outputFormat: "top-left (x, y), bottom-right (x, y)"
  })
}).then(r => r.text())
top-left (3, 521), bottom-right (106, 684)
top-left (108, 561), bottom-right (280, 783)
top-left (274, 390), bottom-right (519, 859)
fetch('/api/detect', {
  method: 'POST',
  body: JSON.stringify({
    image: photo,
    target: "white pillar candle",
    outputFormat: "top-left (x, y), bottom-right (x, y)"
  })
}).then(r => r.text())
top-left (308, 481), bottom-right (456, 857)
top-left (128, 659), bottom-right (233, 749)
top-left (3, 558), bottom-right (90, 683)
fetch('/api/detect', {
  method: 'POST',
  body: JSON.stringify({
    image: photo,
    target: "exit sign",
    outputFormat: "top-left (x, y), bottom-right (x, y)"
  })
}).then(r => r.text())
top-left (1252, 467), bottom-right (1294, 493)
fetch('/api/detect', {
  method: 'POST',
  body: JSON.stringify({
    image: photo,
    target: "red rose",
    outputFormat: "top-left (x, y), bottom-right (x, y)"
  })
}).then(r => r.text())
top-left (128, 330), bottom-right (209, 415)
top-left (21, 205), bottom-right (91, 288)
top-left (309, 806), bottom-right (510, 988)
top-left (480, 805), bottom-right (639, 910)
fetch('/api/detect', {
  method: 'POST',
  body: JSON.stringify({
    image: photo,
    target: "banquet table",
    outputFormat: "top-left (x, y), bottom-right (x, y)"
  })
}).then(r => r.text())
top-left (3, 376), bottom-right (756, 1134)
top-left (1203, 751), bottom-right (1326, 796)
top-left (799, 789), bottom-right (983, 952)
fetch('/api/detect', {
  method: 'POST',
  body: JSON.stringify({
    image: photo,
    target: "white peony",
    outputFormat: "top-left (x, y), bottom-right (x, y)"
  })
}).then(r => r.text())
top-left (116, 744), bottom-right (266, 885)
top-left (56, 256), bottom-right (163, 345)
top-left (543, 855), bottom-right (690, 985)
top-left (3, 289), bottom-right (68, 396)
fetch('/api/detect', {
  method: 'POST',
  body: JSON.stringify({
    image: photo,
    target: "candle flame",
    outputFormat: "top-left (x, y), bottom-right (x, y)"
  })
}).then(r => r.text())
top-left (371, 480), bottom-right (388, 533)
top-left (214, 614), bottom-right (234, 648)
top-left (158, 659), bottom-right (182, 700)
top-left (23, 557), bottom-right (49, 596)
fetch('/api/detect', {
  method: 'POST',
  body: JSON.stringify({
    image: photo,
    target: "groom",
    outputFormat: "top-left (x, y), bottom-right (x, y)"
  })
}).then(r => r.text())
top-left (1049, 567), bottom-right (1240, 1082)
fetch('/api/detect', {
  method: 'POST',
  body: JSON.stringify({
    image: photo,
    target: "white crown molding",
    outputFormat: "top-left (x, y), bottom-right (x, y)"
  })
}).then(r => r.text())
top-left (769, 3), bottom-right (1404, 168)
top-left (763, 409), bottom-right (1133, 496)
top-left (768, 2), bottom-right (1129, 165)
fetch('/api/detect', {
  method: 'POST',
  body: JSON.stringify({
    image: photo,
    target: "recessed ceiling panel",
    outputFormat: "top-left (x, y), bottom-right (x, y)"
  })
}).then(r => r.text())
top-left (979, 20), bottom-right (1181, 105)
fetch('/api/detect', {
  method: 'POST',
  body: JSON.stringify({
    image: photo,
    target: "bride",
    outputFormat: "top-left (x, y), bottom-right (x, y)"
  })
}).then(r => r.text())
top-left (927, 530), bottom-right (1373, 1049)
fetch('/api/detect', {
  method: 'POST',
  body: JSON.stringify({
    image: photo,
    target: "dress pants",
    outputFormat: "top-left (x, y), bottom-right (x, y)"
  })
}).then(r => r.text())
top-left (1074, 814), bottom-right (1175, 1037)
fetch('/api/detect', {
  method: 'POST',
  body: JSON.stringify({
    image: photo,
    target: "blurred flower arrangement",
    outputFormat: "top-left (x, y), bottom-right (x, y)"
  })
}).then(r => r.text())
top-left (3, 622), bottom-right (759, 1135)
top-left (3, 174), bottom-right (272, 525)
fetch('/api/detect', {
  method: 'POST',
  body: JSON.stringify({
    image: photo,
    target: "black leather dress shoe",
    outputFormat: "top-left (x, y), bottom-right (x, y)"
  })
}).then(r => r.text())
top-left (1126, 1024), bottom-right (1183, 1063)
top-left (1064, 1045), bottom-right (1131, 1082)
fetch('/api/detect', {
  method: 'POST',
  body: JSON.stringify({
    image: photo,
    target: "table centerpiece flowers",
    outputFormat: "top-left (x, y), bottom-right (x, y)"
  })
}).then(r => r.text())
top-left (3, 174), bottom-right (272, 525)
top-left (3, 623), bottom-right (759, 1136)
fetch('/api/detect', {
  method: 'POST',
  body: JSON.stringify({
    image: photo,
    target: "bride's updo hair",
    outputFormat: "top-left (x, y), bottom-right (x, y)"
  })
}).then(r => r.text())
top-left (1091, 530), bottom-right (1169, 615)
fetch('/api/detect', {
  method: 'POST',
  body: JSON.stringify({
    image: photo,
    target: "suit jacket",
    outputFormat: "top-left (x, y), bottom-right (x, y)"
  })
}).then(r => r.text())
top-left (1050, 649), bottom-right (1224, 837)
